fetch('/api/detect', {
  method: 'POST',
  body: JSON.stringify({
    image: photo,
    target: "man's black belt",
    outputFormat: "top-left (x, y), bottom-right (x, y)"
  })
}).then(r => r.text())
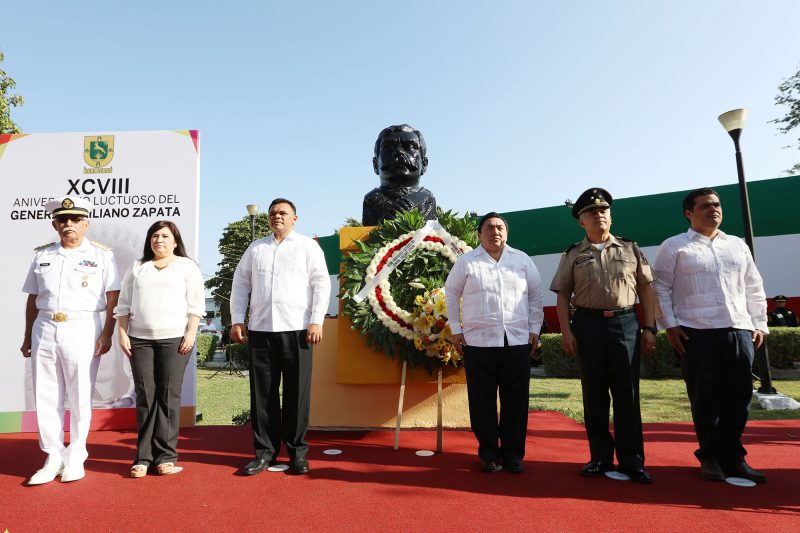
top-left (575, 306), bottom-right (635, 318)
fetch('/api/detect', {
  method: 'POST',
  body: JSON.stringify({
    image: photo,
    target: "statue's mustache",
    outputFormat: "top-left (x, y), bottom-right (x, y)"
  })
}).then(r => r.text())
top-left (382, 155), bottom-right (418, 171)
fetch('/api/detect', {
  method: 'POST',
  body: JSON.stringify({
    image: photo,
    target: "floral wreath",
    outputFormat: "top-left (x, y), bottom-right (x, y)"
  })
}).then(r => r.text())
top-left (340, 208), bottom-right (478, 371)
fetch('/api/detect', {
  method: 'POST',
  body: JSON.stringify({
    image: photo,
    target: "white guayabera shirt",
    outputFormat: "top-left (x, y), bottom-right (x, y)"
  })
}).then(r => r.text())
top-left (444, 244), bottom-right (544, 347)
top-left (653, 228), bottom-right (768, 332)
top-left (231, 230), bottom-right (331, 332)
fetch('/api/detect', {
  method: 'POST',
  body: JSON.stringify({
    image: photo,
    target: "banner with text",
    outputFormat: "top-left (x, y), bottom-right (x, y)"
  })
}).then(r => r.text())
top-left (0, 130), bottom-right (200, 432)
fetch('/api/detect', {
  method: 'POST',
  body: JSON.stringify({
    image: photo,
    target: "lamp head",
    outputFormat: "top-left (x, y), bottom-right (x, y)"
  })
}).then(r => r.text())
top-left (718, 108), bottom-right (747, 132)
top-left (246, 204), bottom-right (260, 217)
top-left (718, 108), bottom-right (747, 145)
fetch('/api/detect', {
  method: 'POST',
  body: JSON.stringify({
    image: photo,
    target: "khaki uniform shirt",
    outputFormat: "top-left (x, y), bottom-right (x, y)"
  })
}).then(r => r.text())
top-left (550, 235), bottom-right (653, 309)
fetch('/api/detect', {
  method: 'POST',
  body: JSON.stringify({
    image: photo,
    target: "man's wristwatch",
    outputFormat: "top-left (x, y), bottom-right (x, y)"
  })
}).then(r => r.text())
top-left (641, 326), bottom-right (658, 335)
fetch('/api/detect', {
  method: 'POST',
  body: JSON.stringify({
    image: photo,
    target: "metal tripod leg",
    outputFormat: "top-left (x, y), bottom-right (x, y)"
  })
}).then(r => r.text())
top-left (207, 346), bottom-right (246, 378)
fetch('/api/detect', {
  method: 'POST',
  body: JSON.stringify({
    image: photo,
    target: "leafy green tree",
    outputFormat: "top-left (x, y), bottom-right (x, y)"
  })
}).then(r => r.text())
top-left (0, 49), bottom-right (24, 134)
top-left (205, 214), bottom-right (271, 325)
top-left (332, 216), bottom-right (363, 234)
top-left (771, 65), bottom-right (800, 175)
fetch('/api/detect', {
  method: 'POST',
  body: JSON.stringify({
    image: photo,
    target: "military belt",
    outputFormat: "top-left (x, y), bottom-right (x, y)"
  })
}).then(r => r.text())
top-left (575, 306), bottom-right (635, 318)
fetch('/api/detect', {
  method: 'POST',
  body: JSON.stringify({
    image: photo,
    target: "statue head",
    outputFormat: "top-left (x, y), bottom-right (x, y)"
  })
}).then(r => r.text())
top-left (372, 124), bottom-right (428, 188)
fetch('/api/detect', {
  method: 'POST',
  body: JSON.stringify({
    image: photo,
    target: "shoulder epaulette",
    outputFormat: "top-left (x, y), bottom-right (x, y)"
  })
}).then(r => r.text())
top-left (616, 236), bottom-right (638, 245)
top-left (562, 241), bottom-right (581, 255)
top-left (33, 242), bottom-right (57, 252)
top-left (91, 240), bottom-right (112, 251)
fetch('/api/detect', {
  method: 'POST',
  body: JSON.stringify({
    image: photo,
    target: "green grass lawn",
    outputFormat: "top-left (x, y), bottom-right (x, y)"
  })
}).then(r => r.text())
top-left (195, 368), bottom-right (250, 425)
top-left (196, 367), bottom-right (800, 426)
top-left (529, 378), bottom-right (800, 424)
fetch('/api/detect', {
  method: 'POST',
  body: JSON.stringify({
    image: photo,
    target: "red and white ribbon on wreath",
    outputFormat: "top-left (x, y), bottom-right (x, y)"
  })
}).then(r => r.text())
top-left (352, 220), bottom-right (472, 340)
top-left (353, 220), bottom-right (437, 304)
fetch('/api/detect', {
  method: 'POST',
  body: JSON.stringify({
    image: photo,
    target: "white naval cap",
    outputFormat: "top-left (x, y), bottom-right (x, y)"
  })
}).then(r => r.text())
top-left (45, 196), bottom-right (91, 217)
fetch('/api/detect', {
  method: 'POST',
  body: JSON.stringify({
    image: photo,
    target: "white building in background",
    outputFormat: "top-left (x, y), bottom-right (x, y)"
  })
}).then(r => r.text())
top-left (204, 296), bottom-right (222, 332)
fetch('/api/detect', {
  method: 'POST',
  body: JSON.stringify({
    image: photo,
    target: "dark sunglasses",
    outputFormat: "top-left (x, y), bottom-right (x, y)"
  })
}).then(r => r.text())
top-left (55, 215), bottom-right (86, 223)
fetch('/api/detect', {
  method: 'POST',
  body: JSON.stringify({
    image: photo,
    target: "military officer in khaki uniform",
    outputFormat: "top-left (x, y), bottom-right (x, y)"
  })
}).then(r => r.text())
top-left (550, 188), bottom-right (656, 484)
top-left (20, 196), bottom-right (120, 485)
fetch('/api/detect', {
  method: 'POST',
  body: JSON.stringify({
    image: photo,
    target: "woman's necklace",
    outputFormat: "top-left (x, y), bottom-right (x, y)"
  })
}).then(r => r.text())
top-left (152, 255), bottom-right (177, 271)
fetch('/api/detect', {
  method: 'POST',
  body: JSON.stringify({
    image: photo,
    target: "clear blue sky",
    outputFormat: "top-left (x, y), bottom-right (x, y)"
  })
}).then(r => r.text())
top-left (4, 1), bottom-right (800, 280)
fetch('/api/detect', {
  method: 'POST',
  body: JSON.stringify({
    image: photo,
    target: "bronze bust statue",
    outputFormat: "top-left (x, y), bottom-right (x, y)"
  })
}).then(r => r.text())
top-left (362, 124), bottom-right (437, 226)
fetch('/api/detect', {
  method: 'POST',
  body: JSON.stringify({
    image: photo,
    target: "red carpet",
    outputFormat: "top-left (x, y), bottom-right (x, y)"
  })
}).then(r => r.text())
top-left (1, 412), bottom-right (798, 532)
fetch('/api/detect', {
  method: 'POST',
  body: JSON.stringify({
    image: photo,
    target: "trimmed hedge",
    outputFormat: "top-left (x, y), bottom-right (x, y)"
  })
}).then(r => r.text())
top-left (542, 331), bottom-right (679, 379)
top-left (541, 328), bottom-right (800, 378)
top-left (203, 329), bottom-right (799, 373)
top-left (539, 333), bottom-right (679, 378)
top-left (196, 334), bottom-right (218, 366)
top-left (642, 331), bottom-right (681, 379)
top-left (197, 338), bottom-right (249, 369)
top-left (540, 334), bottom-right (579, 377)
top-left (761, 327), bottom-right (800, 369)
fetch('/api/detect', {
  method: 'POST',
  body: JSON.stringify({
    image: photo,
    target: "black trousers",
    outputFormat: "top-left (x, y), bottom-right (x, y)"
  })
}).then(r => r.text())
top-left (129, 336), bottom-right (189, 466)
top-left (572, 311), bottom-right (644, 468)
top-left (248, 330), bottom-right (312, 461)
top-left (680, 327), bottom-right (754, 464)
top-left (462, 341), bottom-right (531, 463)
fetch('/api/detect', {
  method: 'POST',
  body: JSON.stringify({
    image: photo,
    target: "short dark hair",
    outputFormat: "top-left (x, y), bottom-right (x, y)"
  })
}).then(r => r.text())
top-left (478, 212), bottom-right (508, 233)
top-left (682, 187), bottom-right (720, 214)
top-left (268, 198), bottom-right (297, 214)
top-left (141, 220), bottom-right (189, 262)
top-left (374, 124), bottom-right (427, 159)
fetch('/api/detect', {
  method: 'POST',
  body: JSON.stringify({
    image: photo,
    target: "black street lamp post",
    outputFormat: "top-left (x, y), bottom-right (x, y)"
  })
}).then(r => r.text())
top-left (718, 108), bottom-right (776, 394)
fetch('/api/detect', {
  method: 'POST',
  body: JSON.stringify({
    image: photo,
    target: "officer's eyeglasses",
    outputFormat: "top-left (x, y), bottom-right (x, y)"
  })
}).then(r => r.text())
top-left (55, 215), bottom-right (86, 223)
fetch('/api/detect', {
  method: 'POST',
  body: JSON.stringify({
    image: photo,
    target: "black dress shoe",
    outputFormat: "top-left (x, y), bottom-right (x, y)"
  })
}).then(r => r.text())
top-left (581, 460), bottom-right (612, 477)
top-left (619, 466), bottom-right (652, 485)
top-left (480, 460), bottom-right (503, 473)
top-left (723, 460), bottom-right (767, 483)
top-left (502, 460), bottom-right (524, 474)
top-left (699, 459), bottom-right (725, 481)
top-left (289, 458), bottom-right (310, 475)
top-left (243, 457), bottom-right (272, 476)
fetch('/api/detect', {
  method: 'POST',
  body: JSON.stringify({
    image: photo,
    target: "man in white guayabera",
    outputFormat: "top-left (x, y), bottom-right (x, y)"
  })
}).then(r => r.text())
top-left (445, 211), bottom-right (543, 474)
top-left (653, 187), bottom-right (768, 484)
top-left (230, 198), bottom-right (330, 476)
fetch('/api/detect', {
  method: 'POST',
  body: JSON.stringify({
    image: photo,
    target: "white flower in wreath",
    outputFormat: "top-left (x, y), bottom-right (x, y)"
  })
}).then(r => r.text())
top-left (361, 229), bottom-right (472, 342)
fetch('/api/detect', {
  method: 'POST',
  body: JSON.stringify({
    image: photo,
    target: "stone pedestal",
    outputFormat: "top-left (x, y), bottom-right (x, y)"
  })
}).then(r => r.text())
top-left (308, 227), bottom-right (470, 429)
top-left (753, 391), bottom-right (800, 410)
top-left (310, 319), bottom-right (470, 428)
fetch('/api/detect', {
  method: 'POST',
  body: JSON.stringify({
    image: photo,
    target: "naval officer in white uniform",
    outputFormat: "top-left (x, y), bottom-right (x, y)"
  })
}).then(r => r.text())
top-left (20, 196), bottom-right (120, 485)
